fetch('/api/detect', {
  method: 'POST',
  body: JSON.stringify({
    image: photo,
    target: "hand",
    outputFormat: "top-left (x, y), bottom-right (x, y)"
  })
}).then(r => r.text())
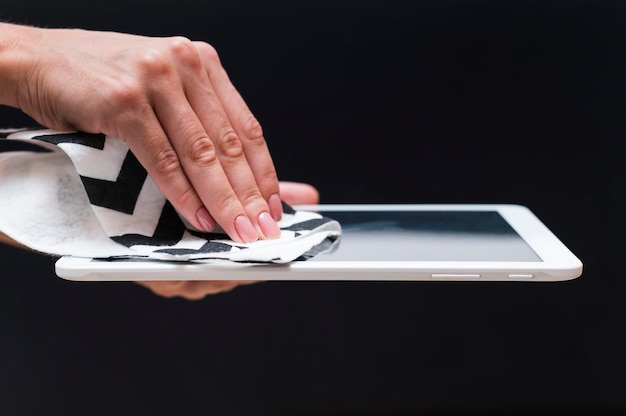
top-left (136, 181), bottom-right (320, 300)
top-left (0, 23), bottom-right (281, 243)
top-left (0, 182), bottom-right (319, 300)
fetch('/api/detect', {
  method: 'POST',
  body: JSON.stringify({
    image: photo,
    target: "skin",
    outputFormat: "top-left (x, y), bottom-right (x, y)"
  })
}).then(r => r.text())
top-left (0, 181), bottom-right (320, 300)
top-left (0, 22), bottom-right (281, 244)
top-left (0, 23), bottom-right (321, 299)
top-left (136, 181), bottom-right (319, 299)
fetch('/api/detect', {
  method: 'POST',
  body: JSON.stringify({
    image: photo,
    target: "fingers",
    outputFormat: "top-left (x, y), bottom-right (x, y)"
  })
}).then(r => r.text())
top-left (150, 92), bottom-right (260, 243)
top-left (31, 31), bottom-right (285, 244)
top-left (136, 181), bottom-right (318, 301)
top-left (156, 39), bottom-right (280, 242)
top-left (193, 42), bottom-right (282, 221)
top-left (136, 280), bottom-right (257, 300)
top-left (117, 101), bottom-right (219, 233)
top-left (124, 38), bottom-right (281, 243)
top-left (279, 182), bottom-right (320, 206)
top-left (167, 88), bottom-right (278, 242)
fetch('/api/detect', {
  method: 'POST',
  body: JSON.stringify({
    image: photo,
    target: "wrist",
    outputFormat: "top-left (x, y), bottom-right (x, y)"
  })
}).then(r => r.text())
top-left (0, 23), bottom-right (42, 109)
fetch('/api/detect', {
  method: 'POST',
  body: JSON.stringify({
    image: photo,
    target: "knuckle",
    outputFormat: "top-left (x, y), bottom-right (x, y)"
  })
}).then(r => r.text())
top-left (240, 188), bottom-right (265, 207)
top-left (241, 113), bottom-right (264, 141)
top-left (213, 192), bottom-right (240, 215)
top-left (169, 184), bottom-right (198, 211)
top-left (195, 41), bottom-right (220, 65)
top-left (216, 129), bottom-right (243, 159)
top-left (165, 37), bottom-right (202, 69)
top-left (153, 147), bottom-right (181, 177)
top-left (188, 137), bottom-right (218, 166)
top-left (106, 79), bottom-right (145, 112)
top-left (134, 48), bottom-right (172, 77)
top-left (256, 168), bottom-right (280, 191)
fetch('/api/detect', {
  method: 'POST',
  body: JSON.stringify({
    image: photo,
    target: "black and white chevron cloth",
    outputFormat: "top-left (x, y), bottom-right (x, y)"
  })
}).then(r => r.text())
top-left (0, 128), bottom-right (341, 263)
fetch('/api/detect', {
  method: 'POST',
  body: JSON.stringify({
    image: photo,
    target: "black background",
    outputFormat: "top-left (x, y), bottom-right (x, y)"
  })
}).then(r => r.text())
top-left (1, 1), bottom-right (625, 414)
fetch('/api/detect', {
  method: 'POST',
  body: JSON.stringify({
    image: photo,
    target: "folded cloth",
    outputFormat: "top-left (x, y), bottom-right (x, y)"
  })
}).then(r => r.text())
top-left (0, 128), bottom-right (341, 263)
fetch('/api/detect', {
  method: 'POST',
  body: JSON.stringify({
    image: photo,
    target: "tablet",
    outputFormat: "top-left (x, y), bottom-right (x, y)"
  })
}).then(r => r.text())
top-left (54, 204), bottom-right (583, 282)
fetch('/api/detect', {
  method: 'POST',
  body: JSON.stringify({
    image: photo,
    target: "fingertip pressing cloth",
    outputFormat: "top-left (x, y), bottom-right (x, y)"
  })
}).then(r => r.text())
top-left (0, 128), bottom-right (341, 263)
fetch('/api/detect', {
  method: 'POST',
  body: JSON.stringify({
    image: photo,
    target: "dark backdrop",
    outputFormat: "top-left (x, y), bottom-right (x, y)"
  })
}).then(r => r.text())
top-left (1, 1), bottom-right (625, 415)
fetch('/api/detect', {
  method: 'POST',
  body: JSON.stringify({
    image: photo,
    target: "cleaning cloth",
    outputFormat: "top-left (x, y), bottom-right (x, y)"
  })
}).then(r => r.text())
top-left (0, 128), bottom-right (341, 263)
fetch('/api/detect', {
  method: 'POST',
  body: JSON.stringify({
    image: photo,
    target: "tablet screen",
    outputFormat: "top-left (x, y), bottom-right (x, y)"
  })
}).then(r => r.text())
top-left (311, 210), bottom-right (542, 262)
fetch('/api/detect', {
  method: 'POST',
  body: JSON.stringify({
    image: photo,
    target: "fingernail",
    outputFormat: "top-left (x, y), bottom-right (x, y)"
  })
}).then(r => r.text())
top-left (258, 212), bottom-right (281, 239)
top-left (234, 215), bottom-right (258, 243)
top-left (195, 207), bottom-right (216, 232)
top-left (268, 193), bottom-right (283, 221)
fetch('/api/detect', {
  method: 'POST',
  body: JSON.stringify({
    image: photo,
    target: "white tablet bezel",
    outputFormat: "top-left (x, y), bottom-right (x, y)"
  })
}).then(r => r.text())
top-left (54, 204), bottom-right (583, 282)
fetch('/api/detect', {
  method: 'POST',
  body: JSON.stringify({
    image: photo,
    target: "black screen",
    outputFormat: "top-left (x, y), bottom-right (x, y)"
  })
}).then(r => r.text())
top-left (312, 211), bottom-right (542, 262)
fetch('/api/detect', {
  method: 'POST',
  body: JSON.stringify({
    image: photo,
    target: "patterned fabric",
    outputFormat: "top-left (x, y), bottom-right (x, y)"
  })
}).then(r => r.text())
top-left (0, 128), bottom-right (341, 263)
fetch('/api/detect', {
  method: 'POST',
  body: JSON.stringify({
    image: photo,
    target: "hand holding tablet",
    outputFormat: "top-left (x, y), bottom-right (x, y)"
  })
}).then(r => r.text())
top-left (55, 204), bottom-right (583, 282)
top-left (0, 131), bottom-right (582, 284)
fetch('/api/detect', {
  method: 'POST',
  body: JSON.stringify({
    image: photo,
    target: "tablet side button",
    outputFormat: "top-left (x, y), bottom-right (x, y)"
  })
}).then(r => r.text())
top-left (508, 274), bottom-right (534, 280)
top-left (431, 274), bottom-right (481, 280)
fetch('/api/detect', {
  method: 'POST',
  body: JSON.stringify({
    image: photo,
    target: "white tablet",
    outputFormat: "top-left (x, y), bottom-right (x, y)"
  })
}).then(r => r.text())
top-left (54, 204), bottom-right (583, 282)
